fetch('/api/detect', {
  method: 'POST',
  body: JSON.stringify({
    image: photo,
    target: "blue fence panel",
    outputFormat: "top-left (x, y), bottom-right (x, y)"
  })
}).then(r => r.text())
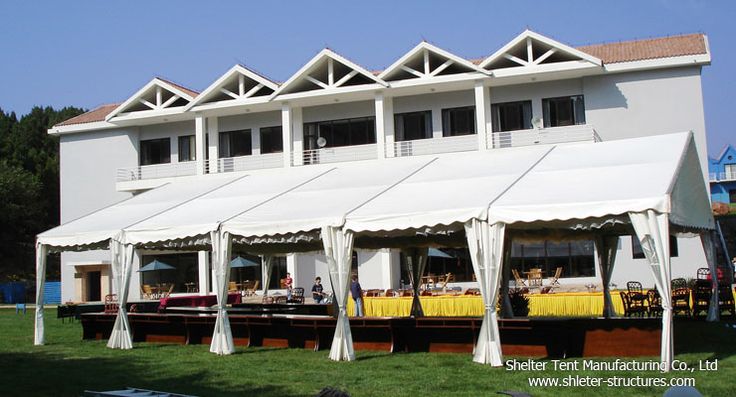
top-left (44, 281), bottom-right (61, 304)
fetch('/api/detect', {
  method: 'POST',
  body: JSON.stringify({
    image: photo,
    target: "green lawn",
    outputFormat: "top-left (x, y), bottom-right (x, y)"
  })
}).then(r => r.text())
top-left (0, 309), bottom-right (734, 397)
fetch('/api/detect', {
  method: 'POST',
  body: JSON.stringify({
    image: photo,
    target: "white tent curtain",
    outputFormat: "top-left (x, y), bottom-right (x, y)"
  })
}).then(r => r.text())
top-left (700, 232), bottom-right (720, 322)
top-left (499, 240), bottom-right (514, 318)
top-left (261, 255), bottom-right (274, 296)
top-left (210, 230), bottom-right (235, 355)
top-left (629, 210), bottom-right (673, 372)
top-left (107, 241), bottom-right (135, 349)
top-left (464, 219), bottom-right (505, 366)
top-left (34, 242), bottom-right (48, 346)
top-left (321, 226), bottom-right (355, 362)
top-left (402, 248), bottom-right (428, 317)
top-left (594, 236), bottom-right (619, 318)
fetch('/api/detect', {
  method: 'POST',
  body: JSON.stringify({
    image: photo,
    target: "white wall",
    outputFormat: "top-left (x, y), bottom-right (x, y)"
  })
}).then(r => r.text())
top-left (302, 101), bottom-right (374, 123)
top-left (59, 128), bottom-right (138, 301)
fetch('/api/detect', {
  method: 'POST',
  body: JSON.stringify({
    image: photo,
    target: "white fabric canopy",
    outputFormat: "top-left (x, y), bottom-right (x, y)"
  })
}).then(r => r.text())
top-left (465, 219), bottom-right (505, 366)
top-left (34, 243), bottom-right (48, 345)
top-left (210, 230), bottom-right (235, 355)
top-left (594, 236), bottom-right (618, 318)
top-left (322, 226), bottom-right (355, 361)
top-left (700, 232), bottom-right (719, 322)
top-left (107, 242), bottom-right (135, 349)
top-left (402, 248), bottom-right (428, 317)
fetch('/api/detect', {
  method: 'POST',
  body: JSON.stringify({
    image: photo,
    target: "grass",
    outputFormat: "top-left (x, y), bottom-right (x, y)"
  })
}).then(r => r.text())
top-left (1, 309), bottom-right (735, 396)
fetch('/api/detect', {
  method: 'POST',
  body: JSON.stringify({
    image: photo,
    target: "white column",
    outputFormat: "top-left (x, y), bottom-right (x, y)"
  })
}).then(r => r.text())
top-left (286, 253), bottom-right (297, 287)
top-left (374, 93), bottom-right (393, 159)
top-left (431, 107), bottom-right (443, 139)
top-left (474, 80), bottom-right (491, 151)
top-left (293, 107), bottom-right (304, 165)
top-left (207, 117), bottom-right (219, 173)
top-left (198, 250), bottom-right (210, 296)
top-left (281, 104), bottom-right (294, 167)
top-left (251, 127), bottom-right (261, 156)
top-left (195, 115), bottom-right (207, 175)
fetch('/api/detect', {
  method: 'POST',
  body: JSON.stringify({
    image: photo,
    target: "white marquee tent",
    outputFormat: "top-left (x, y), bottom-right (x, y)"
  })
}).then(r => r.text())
top-left (35, 131), bottom-right (716, 370)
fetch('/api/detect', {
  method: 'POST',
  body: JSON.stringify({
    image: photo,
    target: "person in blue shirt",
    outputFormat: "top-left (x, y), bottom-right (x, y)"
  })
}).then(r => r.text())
top-left (350, 275), bottom-right (364, 317)
top-left (312, 277), bottom-right (326, 304)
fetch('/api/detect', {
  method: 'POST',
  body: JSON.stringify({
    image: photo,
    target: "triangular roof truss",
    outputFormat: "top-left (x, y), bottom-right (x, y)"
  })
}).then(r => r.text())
top-left (186, 65), bottom-right (278, 109)
top-left (479, 30), bottom-right (601, 71)
top-left (379, 41), bottom-right (483, 81)
top-left (106, 78), bottom-right (196, 121)
top-left (275, 49), bottom-right (387, 96)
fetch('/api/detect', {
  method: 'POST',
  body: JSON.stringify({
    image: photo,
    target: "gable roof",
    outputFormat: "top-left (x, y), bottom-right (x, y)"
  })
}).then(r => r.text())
top-left (186, 64), bottom-right (278, 110)
top-left (479, 30), bottom-right (602, 70)
top-left (274, 48), bottom-right (387, 96)
top-left (105, 77), bottom-right (199, 121)
top-left (378, 41), bottom-right (484, 81)
top-left (577, 33), bottom-right (707, 64)
top-left (55, 103), bottom-right (120, 127)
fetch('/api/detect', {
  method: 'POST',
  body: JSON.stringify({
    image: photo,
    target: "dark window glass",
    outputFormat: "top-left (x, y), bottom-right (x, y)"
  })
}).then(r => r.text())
top-left (542, 95), bottom-right (586, 127)
top-left (140, 253), bottom-right (198, 293)
top-left (260, 126), bottom-right (283, 154)
top-left (303, 117), bottom-right (376, 150)
top-left (219, 130), bottom-right (252, 158)
top-left (394, 111), bottom-right (432, 141)
top-left (632, 236), bottom-right (679, 259)
top-left (491, 101), bottom-right (533, 132)
top-left (510, 240), bottom-right (595, 278)
top-left (441, 106), bottom-right (476, 137)
top-left (399, 248), bottom-right (475, 285)
top-left (178, 135), bottom-right (196, 162)
top-left (729, 189), bottom-right (736, 204)
top-left (140, 138), bottom-right (171, 166)
top-left (269, 256), bottom-right (288, 289)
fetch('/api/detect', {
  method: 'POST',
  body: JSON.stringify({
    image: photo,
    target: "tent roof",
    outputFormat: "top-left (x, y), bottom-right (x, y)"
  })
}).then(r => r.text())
top-left (37, 132), bottom-right (713, 251)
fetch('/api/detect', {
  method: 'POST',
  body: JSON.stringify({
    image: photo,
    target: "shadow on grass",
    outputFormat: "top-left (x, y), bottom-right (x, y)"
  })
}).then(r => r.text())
top-left (674, 319), bottom-right (736, 360)
top-left (0, 351), bottom-right (302, 397)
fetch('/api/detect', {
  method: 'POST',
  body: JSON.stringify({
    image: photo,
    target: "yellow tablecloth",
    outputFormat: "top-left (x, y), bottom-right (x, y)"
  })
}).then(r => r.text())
top-left (346, 292), bottom-right (626, 317)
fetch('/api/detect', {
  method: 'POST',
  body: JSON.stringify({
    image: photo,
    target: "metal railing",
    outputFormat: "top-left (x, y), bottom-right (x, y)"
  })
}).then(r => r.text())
top-left (208, 153), bottom-right (284, 173)
top-left (292, 143), bottom-right (377, 166)
top-left (392, 134), bottom-right (478, 157)
top-left (488, 124), bottom-right (599, 149)
top-left (710, 171), bottom-right (736, 182)
top-left (116, 162), bottom-right (197, 182)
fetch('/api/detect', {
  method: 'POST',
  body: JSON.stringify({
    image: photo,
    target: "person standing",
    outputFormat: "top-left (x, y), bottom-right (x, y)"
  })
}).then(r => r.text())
top-left (350, 275), bottom-right (363, 317)
top-left (285, 272), bottom-right (293, 300)
top-left (312, 277), bottom-right (325, 304)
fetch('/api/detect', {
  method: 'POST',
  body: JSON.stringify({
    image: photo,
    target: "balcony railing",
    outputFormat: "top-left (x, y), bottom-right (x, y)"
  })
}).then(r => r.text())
top-left (392, 134), bottom-right (478, 157)
top-left (116, 162), bottom-right (197, 182)
top-left (488, 124), bottom-right (600, 149)
top-left (292, 143), bottom-right (377, 166)
top-left (710, 171), bottom-right (736, 182)
top-left (208, 153), bottom-right (284, 173)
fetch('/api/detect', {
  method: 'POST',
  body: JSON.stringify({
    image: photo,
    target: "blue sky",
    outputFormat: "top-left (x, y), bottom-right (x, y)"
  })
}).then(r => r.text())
top-left (1, 0), bottom-right (733, 155)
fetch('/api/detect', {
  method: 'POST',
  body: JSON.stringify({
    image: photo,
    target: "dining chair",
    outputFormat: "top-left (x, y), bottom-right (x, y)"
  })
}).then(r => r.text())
top-left (512, 269), bottom-right (527, 288)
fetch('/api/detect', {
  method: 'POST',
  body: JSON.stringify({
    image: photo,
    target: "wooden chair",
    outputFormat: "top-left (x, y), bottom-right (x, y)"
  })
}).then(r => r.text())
top-left (161, 284), bottom-right (174, 299)
top-left (620, 291), bottom-right (646, 317)
top-left (244, 280), bottom-right (260, 297)
top-left (438, 273), bottom-right (454, 290)
top-left (512, 269), bottom-right (527, 288)
top-left (671, 278), bottom-right (692, 317)
top-left (527, 268), bottom-right (543, 289)
top-left (692, 279), bottom-right (711, 318)
top-left (289, 287), bottom-right (305, 304)
top-left (384, 289), bottom-right (396, 297)
top-left (228, 281), bottom-right (238, 292)
top-left (104, 294), bottom-right (119, 314)
top-left (141, 285), bottom-right (154, 300)
top-left (548, 267), bottom-right (563, 288)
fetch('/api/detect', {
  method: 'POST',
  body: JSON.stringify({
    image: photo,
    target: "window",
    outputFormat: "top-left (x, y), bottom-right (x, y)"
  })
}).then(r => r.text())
top-left (269, 256), bottom-right (287, 289)
top-left (178, 135), bottom-right (196, 162)
top-left (399, 248), bottom-right (475, 285)
top-left (510, 240), bottom-right (595, 278)
top-left (542, 95), bottom-right (585, 127)
top-left (303, 116), bottom-right (376, 150)
top-left (140, 138), bottom-right (171, 166)
top-left (260, 126), bottom-right (283, 154)
top-left (632, 236), bottom-right (679, 259)
top-left (140, 253), bottom-right (198, 293)
top-left (491, 101), bottom-right (532, 132)
top-left (441, 106), bottom-right (476, 137)
top-left (730, 189), bottom-right (736, 204)
top-left (725, 164), bottom-right (736, 180)
top-left (394, 111), bottom-right (432, 141)
top-left (219, 130), bottom-right (252, 158)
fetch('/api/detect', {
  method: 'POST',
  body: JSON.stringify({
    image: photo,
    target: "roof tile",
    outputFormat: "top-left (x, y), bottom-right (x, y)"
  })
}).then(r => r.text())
top-left (54, 103), bottom-right (120, 127)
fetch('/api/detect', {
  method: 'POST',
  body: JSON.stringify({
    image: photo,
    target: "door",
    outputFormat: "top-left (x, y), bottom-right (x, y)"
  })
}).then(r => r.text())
top-left (87, 271), bottom-right (101, 302)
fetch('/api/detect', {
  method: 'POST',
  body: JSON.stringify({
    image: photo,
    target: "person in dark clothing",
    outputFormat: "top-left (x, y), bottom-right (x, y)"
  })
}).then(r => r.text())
top-left (350, 275), bottom-right (364, 317)
top-left (312, 277), bottom-right (326, 303)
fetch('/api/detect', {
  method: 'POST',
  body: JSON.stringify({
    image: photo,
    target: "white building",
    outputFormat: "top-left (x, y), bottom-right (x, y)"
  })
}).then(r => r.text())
top-left (49, 30), bottom-right (712, 303)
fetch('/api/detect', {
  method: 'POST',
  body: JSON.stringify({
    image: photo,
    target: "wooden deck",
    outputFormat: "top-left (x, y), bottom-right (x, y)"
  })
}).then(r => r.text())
top-left (80, 313), bottom-right (662, 357)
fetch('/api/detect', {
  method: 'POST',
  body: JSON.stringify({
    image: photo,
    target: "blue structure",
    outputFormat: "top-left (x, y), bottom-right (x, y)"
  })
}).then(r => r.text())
top-left (709, 144), bottom-right (736, 205)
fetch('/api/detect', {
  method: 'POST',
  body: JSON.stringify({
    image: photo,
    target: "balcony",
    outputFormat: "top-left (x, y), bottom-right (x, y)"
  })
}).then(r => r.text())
top-left (116, 162), bottom-right (197, 183)
top-left (208, 153), bottom-right (284, 173)
top-left (488, 124), bottom-right (600, 149)
top-left (292, 143), bottom-right (377, 166)
top-left (710, 171), bottom-right (736, 182)
top-left (392, 134), bottom-right (478, 157)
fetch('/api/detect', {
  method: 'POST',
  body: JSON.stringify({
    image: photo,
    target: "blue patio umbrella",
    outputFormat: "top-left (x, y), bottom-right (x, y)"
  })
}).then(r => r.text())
top-left (230, 256), bottom-right (259, 284)
top-left (428, 248), bottom-right (453, 258)
top-left (137, 260), bottom-right (176, 285)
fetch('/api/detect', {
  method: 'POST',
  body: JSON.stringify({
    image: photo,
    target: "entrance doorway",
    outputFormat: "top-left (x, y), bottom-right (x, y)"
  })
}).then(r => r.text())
top-left (87, 271), bottom-right (102, 301)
